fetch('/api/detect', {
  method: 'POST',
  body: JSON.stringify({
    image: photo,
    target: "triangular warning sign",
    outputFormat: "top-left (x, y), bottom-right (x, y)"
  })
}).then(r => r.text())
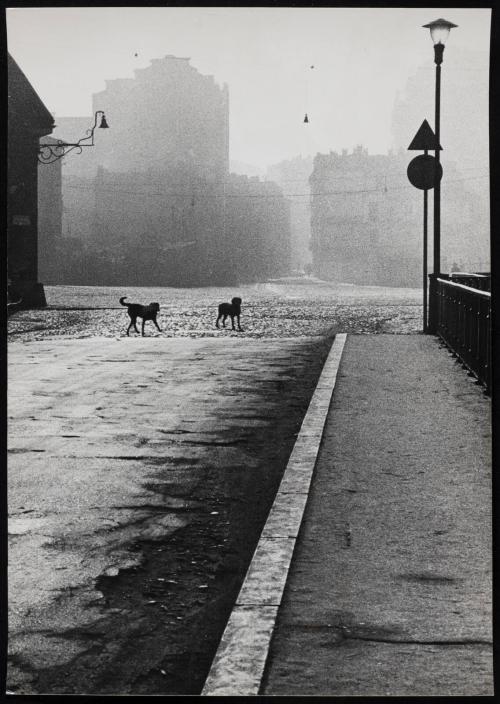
top-left (408, 119), bottom-right (442, 151)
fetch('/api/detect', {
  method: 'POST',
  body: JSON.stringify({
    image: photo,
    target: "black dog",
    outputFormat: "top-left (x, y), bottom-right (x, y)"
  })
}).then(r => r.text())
top-left (216, 297), bottom-right (243, 331)
top-left (120, 296), bottom-right (161, 336)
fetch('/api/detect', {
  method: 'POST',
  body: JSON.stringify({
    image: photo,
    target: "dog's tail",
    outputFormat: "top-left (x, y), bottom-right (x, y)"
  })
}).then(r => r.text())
top-left (119, 296), bottom-right (128, 306)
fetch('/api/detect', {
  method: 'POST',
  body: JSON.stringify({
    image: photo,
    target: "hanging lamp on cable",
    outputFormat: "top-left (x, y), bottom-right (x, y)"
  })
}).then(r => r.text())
top-left (303, 64), bottom-right (314, 124)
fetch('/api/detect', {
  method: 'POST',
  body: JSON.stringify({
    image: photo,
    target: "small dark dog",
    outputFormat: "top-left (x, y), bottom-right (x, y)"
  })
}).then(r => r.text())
top-left (120, 296), bottom-right (161, 336)
top-left (216, 297), bottom-right (243, 331)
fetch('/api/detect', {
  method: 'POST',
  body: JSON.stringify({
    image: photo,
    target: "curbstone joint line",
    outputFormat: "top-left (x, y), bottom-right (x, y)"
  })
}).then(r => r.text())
top-left (202, 333), bottom-right (347, 696)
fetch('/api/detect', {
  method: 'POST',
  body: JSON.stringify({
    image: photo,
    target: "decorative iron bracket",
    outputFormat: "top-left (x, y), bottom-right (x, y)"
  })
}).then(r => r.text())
top-left (38, 110), bottom-right (108, 164)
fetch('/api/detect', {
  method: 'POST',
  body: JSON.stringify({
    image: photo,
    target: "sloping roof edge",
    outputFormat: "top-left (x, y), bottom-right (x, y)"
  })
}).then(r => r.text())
top-left (8, 52), bottom-right (55, 133)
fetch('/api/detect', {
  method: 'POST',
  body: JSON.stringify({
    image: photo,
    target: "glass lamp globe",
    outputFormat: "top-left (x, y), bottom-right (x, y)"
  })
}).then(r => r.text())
top-left (422, 18), bottom-right (458, 45)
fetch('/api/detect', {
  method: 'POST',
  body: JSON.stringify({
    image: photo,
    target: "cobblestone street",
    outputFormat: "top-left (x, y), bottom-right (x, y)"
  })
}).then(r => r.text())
top-left (7, 280), bottom-right (427, 694)
top-left (8, 279), bottom-right (423, 341)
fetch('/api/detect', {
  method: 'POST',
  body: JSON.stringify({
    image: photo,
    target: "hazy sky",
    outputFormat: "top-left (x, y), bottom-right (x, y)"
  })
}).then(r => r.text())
top-left (6, 6), bottom-right (491, 170)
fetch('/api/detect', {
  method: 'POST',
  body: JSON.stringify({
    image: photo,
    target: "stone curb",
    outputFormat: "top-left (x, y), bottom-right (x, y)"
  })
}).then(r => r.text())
top-left (201, 333), bottom-right (347, 696)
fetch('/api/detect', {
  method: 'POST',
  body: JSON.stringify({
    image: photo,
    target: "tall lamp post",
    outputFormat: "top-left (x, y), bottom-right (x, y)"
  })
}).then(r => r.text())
top-left (408, 119), bottom-right (442, 333)
top-left (423, 18), bottom-right (457, 331)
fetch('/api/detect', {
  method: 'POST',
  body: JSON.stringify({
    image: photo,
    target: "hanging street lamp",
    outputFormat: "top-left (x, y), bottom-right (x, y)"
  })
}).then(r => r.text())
top-left (38, 110), bottom-right (109, 164)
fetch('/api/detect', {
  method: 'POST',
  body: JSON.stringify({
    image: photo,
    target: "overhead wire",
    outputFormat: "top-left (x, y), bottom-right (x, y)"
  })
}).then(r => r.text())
top-left (63, 172), bottom-right (489, 200)
top-left (264, 164), bottom-right (489, 184)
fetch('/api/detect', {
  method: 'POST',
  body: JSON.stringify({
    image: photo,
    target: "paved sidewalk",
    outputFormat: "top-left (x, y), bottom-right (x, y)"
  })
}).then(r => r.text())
top-left (261, 334), bottom-right (492, 696)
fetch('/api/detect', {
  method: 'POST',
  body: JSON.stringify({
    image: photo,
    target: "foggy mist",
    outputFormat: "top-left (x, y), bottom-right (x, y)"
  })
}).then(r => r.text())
top-left (7, 6), bottom-right (491, 287)
top-left (6, 6), bottom-right (493, 698)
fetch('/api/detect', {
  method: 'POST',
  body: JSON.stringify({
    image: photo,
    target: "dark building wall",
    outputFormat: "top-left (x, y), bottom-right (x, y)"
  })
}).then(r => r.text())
top-left (38, 137), bottom-right (63, 283)
top-left (8, 53), bottom-right (54, 305)
top-left (8, 134), bottom-right (39, 283)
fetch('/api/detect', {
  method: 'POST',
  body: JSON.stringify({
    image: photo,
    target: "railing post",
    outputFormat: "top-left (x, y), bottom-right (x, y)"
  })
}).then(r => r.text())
top-left (427, 273), bottom-right (440, 334)
top-left (431, 277), bottom-right (491, 393)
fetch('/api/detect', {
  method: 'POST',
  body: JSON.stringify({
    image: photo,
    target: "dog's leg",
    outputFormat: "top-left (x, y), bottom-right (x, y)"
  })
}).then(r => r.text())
top-left (133, 318), bottom-right (139, 334)
top-left (127, 315), bottom-right (137, 336)
top-left (230, 315), bottom-right (236, 331)
top-left (222, 314), bottom-right (228, 328)
top-left (216, 315), bottom-right (221, 328)
top-left (237, 315), bottom-right (243, 331)
top-left (154, 318), bottom-right (161, 332)
top-left (142, 319), bottom-right (146, 336)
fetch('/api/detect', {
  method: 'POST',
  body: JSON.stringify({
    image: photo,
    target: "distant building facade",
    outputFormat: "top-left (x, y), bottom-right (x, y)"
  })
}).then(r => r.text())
top-left (54, 56), bottom-right (229, 181)
top-left (225, 174), bottom-right (291, 283)
top-left (391, 47), bottom-right (489, 272)
top-left (266, 156), bottom-right (313, 273)
top-left (51, 167), bottom-right (290, 287)
top-left (44, 55), bottom-right (291, 286)
top-left (391, 48), bottom-right (489, 181)
top-left (310, 146), bottom-right (488, 287)
top-left (7, 53), bottom-right (55, 306)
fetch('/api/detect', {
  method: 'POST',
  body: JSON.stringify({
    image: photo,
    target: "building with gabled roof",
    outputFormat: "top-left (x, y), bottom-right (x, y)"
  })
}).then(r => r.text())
top-left (8, 53), bottom-right (55, 306)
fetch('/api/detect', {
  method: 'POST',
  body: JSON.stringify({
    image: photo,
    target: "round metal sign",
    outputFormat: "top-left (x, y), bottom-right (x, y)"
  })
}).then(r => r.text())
top-left (407, 154), bottom-right (443, 190)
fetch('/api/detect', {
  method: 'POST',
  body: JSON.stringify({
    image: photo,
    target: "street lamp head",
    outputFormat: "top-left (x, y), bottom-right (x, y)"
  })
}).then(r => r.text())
top-left (423, 18), bottom-right (458, 45)
top-left (39, 109), bottom-right (110, 164)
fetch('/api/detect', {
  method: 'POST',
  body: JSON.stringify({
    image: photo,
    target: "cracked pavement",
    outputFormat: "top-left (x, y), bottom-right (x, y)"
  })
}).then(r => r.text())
top-left (8, 333), bottom-right (332, 694)
top-left (8, 281), bottom-right (489, 696)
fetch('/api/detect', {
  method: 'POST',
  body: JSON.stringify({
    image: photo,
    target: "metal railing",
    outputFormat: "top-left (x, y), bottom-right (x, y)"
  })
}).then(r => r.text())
top-left (435, 277), bottom-right (491, 393)
top-left (447, 272), bottom-right (491, 292)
